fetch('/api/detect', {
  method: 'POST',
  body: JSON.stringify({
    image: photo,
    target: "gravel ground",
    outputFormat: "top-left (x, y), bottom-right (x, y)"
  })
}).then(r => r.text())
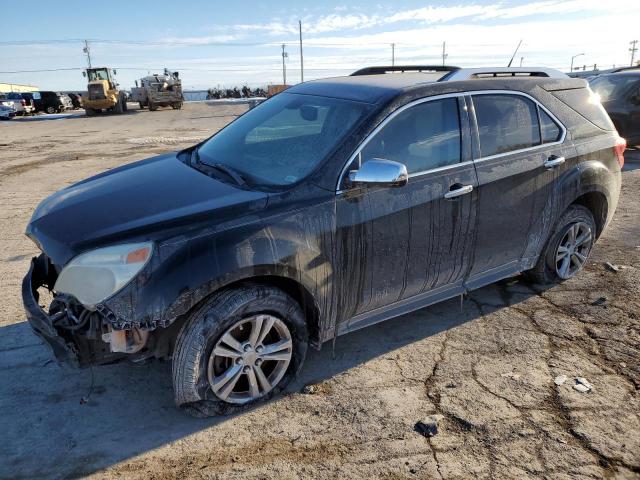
top-left (0, 103), bottom-right (638, 480)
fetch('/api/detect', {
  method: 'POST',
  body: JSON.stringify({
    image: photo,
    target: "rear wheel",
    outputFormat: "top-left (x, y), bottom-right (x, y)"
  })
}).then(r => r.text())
top-left (148, 100), bottom-right (158, 111)
top-left (45, 106), bottom-right (56, 114)
top-left (138, 102), bottom-right (145, 109)
top-left (172, 285), bottom-right (308, 417)
top-left (85, 108), bottom-right (96, 116)
top-left (171, 102), bottom-right (182, 110)
top-left (526, 204), bottom-right (596, 284)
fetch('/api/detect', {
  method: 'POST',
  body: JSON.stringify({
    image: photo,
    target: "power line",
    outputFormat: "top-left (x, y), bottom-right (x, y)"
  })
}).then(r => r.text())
top-left (0, 67), bottom-right (85, 73)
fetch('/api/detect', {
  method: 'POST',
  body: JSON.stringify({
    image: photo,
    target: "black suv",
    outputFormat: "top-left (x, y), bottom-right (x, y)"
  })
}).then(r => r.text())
top-left (589, 68), bottom-right (640, 146)
top-left (23, 66), bottom-right (624, 416)
top-left (24, 91), bottom-right (71, 114)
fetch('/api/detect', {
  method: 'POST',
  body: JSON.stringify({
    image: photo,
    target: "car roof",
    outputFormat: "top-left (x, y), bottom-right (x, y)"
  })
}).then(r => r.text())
top-left (287, 73), bottom-right (447, 104)
top-left (608, 71), bottom-right (640, 76)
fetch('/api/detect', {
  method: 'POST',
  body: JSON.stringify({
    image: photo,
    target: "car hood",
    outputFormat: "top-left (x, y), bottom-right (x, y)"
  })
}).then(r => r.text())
top-left (26, 153), bottom-right (269, 266)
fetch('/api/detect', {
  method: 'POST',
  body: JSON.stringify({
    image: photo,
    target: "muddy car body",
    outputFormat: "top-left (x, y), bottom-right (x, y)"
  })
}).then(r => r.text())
top-left (23, 66), bottom-right (623, 415)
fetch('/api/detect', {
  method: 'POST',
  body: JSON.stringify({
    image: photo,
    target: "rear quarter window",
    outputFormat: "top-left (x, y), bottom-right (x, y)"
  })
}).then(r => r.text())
top-left (550, 87), bottom-right (614, 131)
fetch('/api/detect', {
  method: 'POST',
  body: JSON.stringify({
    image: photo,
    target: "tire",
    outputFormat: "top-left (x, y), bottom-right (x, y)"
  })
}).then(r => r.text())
top-left (172, 285), bottom-right (308, 417)
top-left (138, 102), bottom-right (145, 109)
top-left (123, 99), bottom-right (128, 112)
top-left (148, 101), bottom-right (158, 111)
top-left (85, 108), bottom-right (95, 116)
top-left (45, 106), bottom-right (56, 114)
top-left (526, 204), bottom-right (596, 284)
top-left (114, 95), bottom-right (124, 114)
top-left (171, 102), bottom-right (182, 110)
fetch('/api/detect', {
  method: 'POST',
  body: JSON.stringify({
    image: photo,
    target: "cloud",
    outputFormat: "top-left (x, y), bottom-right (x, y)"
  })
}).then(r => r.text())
top-left (223, 0), bottom-right (640, 37)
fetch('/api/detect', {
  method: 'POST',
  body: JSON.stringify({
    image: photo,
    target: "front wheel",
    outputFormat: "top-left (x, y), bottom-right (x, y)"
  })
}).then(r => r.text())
top-left (172, 285), bottom-right (308, 417)
top-left (526, 204), bottom-right (596, 284)
top-left (45, 106), bottom-right (56, 114)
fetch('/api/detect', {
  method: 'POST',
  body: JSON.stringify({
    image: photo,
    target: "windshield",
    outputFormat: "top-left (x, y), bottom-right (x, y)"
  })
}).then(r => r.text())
top-left (590, 75), bottom-right (639, 101)
top-left (88, 69), bottom-right (110, 81)
top-left (197, 93), bottom-right (372, 187)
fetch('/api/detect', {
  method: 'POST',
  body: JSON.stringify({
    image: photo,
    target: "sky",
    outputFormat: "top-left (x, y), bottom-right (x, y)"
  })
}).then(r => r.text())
top-left (1, 0), bottom-right (639, 91)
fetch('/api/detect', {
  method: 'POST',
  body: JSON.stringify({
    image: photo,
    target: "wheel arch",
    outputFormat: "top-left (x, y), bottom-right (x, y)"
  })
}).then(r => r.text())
top-left (216, 274), bottom-right (322, 348)
top-left (572, 190), bottom-right (608, 238)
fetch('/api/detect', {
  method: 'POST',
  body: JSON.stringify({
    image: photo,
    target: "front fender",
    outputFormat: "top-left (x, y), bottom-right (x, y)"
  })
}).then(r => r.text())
top-left (97, 201), bottom-right (336, 332)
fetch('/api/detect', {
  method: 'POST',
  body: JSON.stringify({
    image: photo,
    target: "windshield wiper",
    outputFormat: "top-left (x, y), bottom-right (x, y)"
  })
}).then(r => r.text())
top-left (209, 163), bottom-right (246, 186)
top-left (190, 147), bottom-right (247, 187)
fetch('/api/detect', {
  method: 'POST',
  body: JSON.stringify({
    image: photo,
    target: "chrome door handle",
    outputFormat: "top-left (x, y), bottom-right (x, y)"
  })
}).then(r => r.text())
top-left (544, 156), bottom-right (565, 169)
top-left (444, 184), bottom-right (473, 199)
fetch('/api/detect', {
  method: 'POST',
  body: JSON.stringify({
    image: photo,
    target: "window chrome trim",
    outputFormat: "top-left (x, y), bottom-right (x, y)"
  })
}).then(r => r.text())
top-left (468, 90), bottom-right (567, 163)
top-left (336, 89), bottom-right (568, 193)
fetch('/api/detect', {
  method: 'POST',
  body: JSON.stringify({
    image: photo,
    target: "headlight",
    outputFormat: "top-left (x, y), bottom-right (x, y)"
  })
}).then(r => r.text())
top-left (54, 242), bottom-right (152, 308)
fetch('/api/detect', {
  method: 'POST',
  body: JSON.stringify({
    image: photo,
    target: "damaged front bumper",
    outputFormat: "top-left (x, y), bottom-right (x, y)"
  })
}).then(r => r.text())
top-left (22, 254), bottom-right (149, 366)
top-left (22, 255), bottom-right (79, 365)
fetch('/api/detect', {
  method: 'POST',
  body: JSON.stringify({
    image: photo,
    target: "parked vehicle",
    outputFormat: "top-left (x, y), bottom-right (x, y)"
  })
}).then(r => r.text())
top-left (67, 93), bottom-right (83, 109)
top-left (589, 68), bottom-right (640, 146)
top-left (0, 93), bottom-right (35, 115)
top-left (23, 66), bottom-right (624, 416)
top-left (130, 69), bottom-right (183, 111)
top-left (0, 104), bottom-right (16, 120)
top-left (22, 91), bottom-right (72, 114)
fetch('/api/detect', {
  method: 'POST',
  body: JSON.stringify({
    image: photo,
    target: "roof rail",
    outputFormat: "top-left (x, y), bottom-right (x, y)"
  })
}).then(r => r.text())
top-left (351, 65), bottom-right (460, 76)
top-left (440, 67), bottom-right (568, 81)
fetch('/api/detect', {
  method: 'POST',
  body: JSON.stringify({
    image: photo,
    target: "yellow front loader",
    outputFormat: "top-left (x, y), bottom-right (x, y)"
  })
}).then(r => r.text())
top-left (82, 67), bottom-right (127, 116)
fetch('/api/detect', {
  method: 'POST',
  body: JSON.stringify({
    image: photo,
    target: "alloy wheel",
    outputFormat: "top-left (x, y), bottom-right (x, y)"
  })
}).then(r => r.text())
top-left (207, 314), bottom-right (293, 404)
top-left (555, 221), bottom-right (592, 279)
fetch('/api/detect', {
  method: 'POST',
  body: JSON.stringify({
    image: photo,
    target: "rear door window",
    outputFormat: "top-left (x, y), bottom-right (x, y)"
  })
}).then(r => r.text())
top-left (473, 94), bottom-right (541, 157)
top-left (360, 97), bottom-right (462, 174)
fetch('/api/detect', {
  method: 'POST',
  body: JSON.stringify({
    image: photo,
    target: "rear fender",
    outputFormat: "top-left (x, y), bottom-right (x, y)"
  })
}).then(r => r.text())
top-left (558, 158), bottom-right (620, 233)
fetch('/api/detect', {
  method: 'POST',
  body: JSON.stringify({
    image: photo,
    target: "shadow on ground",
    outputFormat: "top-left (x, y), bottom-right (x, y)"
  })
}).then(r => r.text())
top-left (0, 278), bottom-right (540, 479)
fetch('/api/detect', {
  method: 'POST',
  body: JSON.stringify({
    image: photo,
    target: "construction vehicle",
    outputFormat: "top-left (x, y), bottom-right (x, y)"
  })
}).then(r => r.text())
top-left (130, 69), bottom-right (183, 111)
top-left (81, 67), bottom-right (127, 116)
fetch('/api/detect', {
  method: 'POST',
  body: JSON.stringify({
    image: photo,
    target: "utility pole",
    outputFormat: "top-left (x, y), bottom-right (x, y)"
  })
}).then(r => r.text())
top-left (442, 41), bottom-right (448, 66)
top-left (630, 40), bottom-right (638, 67)
top-left (281, 44), bottom-right (288, 85)
top-left (299, 20), bottom-right (304, 83)
top-left (83, 39), bottom-right (92, 68)
top-left (391, 43), bottom-right (395, 66)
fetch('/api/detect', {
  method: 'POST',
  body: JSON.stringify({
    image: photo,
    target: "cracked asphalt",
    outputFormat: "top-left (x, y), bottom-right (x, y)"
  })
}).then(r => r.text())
top-left (0, 103), bottom-right (638, 479)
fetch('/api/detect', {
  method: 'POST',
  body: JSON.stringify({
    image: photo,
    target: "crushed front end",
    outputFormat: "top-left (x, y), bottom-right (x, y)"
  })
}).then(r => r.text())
top-left (23, 254), bottom-right (150, 367)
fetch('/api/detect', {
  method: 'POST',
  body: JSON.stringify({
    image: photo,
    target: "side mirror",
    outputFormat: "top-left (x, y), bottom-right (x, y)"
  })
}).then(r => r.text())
top-left (348, 158), bottom-right (408, 188)
top-left (82, 71), bottom-right (86, 77)
top-left (113, 69), bottom-right (117, 75)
